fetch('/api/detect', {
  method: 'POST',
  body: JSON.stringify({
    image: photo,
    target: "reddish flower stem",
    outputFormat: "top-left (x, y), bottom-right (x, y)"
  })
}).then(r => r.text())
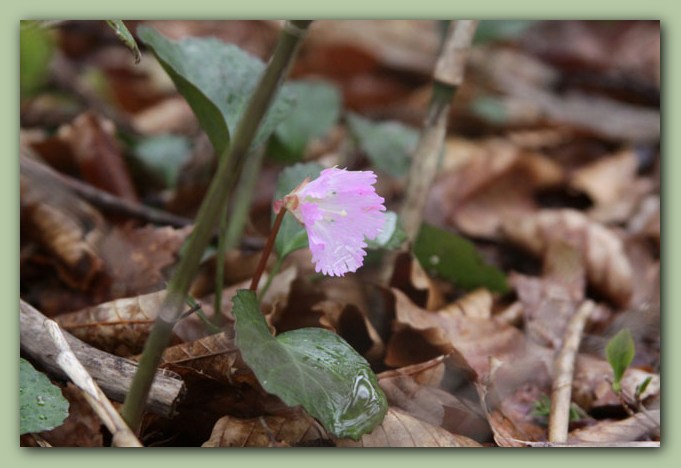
top-left (250, 207), bottom-right (287, 291)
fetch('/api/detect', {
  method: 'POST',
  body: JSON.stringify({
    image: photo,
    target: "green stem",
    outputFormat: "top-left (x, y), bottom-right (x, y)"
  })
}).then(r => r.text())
top-left (212, 201), bottom-right (230, 326)
top-left (121, 20), bottom-right (313, 431)
top-left (214, 146), bottom-right (266, 324)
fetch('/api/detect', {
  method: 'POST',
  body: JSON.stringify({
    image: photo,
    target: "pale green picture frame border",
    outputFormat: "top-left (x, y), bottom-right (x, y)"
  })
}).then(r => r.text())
top-left (4, 1), bottom-right (675, 466)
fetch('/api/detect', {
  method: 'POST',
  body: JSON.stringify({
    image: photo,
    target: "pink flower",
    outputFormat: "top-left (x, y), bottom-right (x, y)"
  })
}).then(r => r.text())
top-left (277, 167), bottom-right (386, 276)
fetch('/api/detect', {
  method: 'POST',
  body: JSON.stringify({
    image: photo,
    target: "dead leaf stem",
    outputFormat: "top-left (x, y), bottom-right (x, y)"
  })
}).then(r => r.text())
top-left (43, 320), bottom-right (143, 447)
top-left (548, 300), bottom-right (595, 443)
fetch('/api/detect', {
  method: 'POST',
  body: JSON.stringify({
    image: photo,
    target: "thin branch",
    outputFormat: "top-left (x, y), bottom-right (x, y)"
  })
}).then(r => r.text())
top-left (381, 20), bottom-right (478, 282)
top-left (20, 151), bottom-right (193, 228)
top-left (20, 299), bottom-right (185, 418)
top-left (548, 300), bottom-right (595, 443)
top-left (399, 20), bottom-right (478, 241)
top-left (43, 320), bottom-right (143, 447)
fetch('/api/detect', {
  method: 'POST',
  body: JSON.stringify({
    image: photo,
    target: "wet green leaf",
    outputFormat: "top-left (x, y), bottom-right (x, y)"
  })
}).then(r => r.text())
top-left (20, 358), bottom-right (69, 435)
top-left (138, 26), bottom-right (295, 155)
top-left (606, 328), bottom-right (635, 392)
top-left (106, 20), bottom-right (141, 63)
top-left (269, 80), bottom-right (341, 163)
top-left (413, 223), bottom-right (509, 293)
top-left (346, 113), bottom-right (418, 178)
top-left (273, 162), bottom-right (324, 258)
top-left (233, 290), bottom-right (387, 440)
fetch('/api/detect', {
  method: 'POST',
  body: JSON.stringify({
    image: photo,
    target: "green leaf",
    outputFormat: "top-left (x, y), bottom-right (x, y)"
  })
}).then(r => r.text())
top-left (132, 134), bottom-right (192, 188)
top-left (635, 376), bottom-right (653, 399)
top-left (137, 26), bottom-right (295, 155)
top-left (233, 290), bottom-right (387, 439)
top-left (366, 211), bottom-right (407, 251)
top-left (20, 21), bottom-right (54, 99)
top-left (20, 358), bottom-right (69, 434)
top-left (474, 20), bottom-right (536, 44)
top-left (413, 223), bottom-right (509, 293)
top-left (346, 113), bottom-right (418, 178)
top-left (273, 162), bottom-right (324, 258)
top-left (269, 80), bottom-right (341, 163)
top-left (106, 20), bottom-right (141, 63)
top-left (605, 328), bottom-right (636, 392)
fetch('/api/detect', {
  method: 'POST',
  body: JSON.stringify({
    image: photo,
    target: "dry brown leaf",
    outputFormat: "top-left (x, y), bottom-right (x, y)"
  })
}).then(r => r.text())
top-left (570, 149), bottom-right (638, 207)
top-left (202, 413), bottom-right (329, 447)
top-left (428, 139), bottom-right (563, 239)
top-left (473, 45), bottom-right (660, 142)
top-left (389, 252), bottom-right (445, 310)
top-left (391, 288), bottom-right (524, 376)
top-left (385, 327), bottom-right (454, 369)
top-left (439, 288), bottom-right (494, 320)
top-left (316, 301), bottom-right (385, 364)
top-left (55, 290), bottom-right (173, 356)
top-left (21, 154), bottom-right (106, 290)
top-left (98, 224), bottom-right (192, 299)
top-left (336, 408), bottom-right (482, 447)
top-left (503, 209), bottom-right (633, 307)
top-left (57, 111), bottom-right (138, 202)
top-left (378, 355), bottom-right (490, 442)
top-left (569, 410), bottom-right (660, 443)
top-left (159, 329), bottom-right (246, 386)
top-left (570, 149), bottom-right (654, 224)
top-left (190, 249), bottom-right (265, 298)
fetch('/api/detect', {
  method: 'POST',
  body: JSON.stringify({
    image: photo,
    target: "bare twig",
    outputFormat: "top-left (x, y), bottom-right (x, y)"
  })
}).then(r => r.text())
top-left (520, 440), bottom-right (660, 448)
top-left (20, 151), bottom-right (193, 228)
top-left (399, 20), bottom-right (478, 241)
top-left (381, 20), bottom-right (478, 282)
top-left (20, 299), bottom-right (185, 418)
top-left (43, 320), bottom-right (143, 447)
top-left (548, 300), bottom-right (595, 443)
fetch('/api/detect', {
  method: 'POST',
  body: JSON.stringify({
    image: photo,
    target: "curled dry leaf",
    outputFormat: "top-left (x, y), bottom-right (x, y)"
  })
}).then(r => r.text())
top-left (202, 412), bottom-right (329, 447)
top-left (378, 354), bottom-right (491, 442)
top-left (57, 111), bottom-right (138, 202)
top-left (316, 300), bottom-right (385, 364)
top-left (428, 138), bottom-right (563, 239)
top-left (55, 290), bottom-right (172, 356)
top-left (503, 209), bottom-right (633, 307)
top-left (389, 252), bottom-right (445, 310)
top-left (20, 153), bottom-right (106, 290)
top-left (336, 407), bottom-right (482, 447)
top-left (569, 409), bottom-right (660, 444)
top-left (390, 288), bottom-right (524, 376)
top-left (570, 149), bottom-right (654, 224)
